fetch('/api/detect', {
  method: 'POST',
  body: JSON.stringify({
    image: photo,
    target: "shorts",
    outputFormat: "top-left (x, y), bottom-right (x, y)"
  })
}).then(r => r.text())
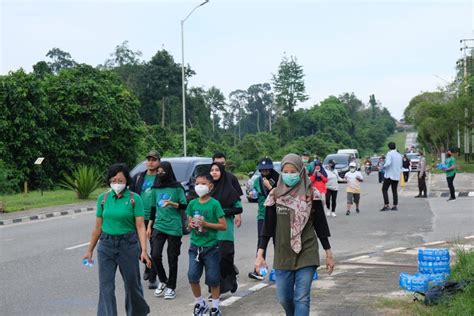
top-left (347, 192), bottom-right (360, 204)
top-left (188, 244), bottom-right (220, 287)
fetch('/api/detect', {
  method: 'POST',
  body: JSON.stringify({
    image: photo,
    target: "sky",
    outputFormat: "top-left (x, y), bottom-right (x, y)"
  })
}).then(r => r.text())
top-left (1, 0), bottom-right (473, 120)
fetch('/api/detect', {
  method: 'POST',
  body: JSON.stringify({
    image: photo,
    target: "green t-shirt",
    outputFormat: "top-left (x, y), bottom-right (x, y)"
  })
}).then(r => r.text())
top-left (253, 176), bottom-right (266, 220)
top-left (186, 197), bottom-right (225, 247)
top-left (151, 186), bottom-right (187, 236)
top-left (140, 174), bottom-right (156, 220)
top-left (217, 200), bottom-right (243, 242)
top-left (96, 189), bottom-right (144, 236)
top-left (445, 157), bottom-right (457, 177)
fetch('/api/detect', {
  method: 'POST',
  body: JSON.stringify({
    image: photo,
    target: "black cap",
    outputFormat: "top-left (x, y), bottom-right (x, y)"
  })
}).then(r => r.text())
top-left (257, 158), bottom-right (274, 170)
top-left (146, 150), bottom-right (161, 160)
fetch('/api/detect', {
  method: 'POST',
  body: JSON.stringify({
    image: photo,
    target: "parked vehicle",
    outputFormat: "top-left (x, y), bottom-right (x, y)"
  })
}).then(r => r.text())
top-left (245, 162), bottom-right (281, 202)
top-left (323, 154), bottom-right (352, 180)
top-left (131, 157), bottom-right (212, 234)
top-left (406, 152), bottom-right (421, 171)
top-left (337, 149), bottom-right (360, 170)
top-left (369, 156), bottom-right (381, 171)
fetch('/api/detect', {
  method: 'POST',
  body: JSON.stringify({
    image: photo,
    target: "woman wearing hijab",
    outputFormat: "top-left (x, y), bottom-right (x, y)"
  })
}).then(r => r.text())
top-left (255, 154), bottom-right (335, 316)
top-left (309, 160), bottom-right (328, 201)
top-left (248, 157), bottom-right (280, 280)
top-left (210, 162), bottom-right (243, 295)
top-left (147, 161), bottom-right (188, 300)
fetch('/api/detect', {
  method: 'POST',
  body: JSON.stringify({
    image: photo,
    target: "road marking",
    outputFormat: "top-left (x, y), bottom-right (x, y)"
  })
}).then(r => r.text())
top-left (423, 241), bottom-right (446, 246)
top-left (220, 296), bottom-right (242, 307)
top-left (65, 242), bottom-right (90, 250)
top-left (468, 192), bottom-right (474, 197)
top-left (347, 255), bottom-right (370, 262)
top-left (465, 235), bottom-right (474, 240)
top-left (248, 283), bottom-right (270, 292)
top-left (384, 247), bottom-right (406, 253)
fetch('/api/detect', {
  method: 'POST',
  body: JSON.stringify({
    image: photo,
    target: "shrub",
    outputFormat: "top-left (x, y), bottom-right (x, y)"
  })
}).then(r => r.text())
top-left (59, 165), bottom-right (103, 199)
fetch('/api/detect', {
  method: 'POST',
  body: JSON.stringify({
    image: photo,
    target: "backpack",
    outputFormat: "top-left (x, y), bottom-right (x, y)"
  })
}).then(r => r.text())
top-left (414, 280), bottom-right (470, 305)
top-left (101, 190), bottom-right (135, 211)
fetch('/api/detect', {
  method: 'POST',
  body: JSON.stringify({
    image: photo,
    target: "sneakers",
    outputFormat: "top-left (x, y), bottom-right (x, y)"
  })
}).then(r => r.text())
top-left (148, 279), bottom-right (158, 289)
top-left (414, 195), bottom-right (421, 198)
top-left (346, 210), bottom-right (350, 216)
top-left (193, 303), bottom-right (209, 316)
top-left (164, 288), bottom-right (176, 300)
top-left (356, 208), bottom-right (360, 213)
top-left (447, 197), bottom-right (456, 202)
top-left (391, 206), bottom-right (398, 211)
top-left (248, 271), bottom-right (264, 281)
top-left (379, 206), bottom-right (390, 212)
top-left (153, 282), bottom-right (166, 297)
top-left (326, 210), bottom-right (331, 216)
top-left (331, 212), bottom-right (337, 217)
top-left (210, 307), bottom-right (222, 316)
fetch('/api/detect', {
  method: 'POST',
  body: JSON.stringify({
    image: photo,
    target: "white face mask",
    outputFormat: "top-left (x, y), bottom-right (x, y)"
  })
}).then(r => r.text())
top-left (111, 183), bottom-right (126, 194)
top-left (349, 167), bottom-right (356, 173)
top-left (195, 184), bottom-right (210, 197)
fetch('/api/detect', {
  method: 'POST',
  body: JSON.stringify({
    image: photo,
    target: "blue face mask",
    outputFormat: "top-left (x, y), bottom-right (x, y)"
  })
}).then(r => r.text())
top-left (282, 172), bottom-right (301, 187)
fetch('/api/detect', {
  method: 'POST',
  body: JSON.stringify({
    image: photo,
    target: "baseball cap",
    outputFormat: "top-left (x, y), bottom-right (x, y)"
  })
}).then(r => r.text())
top-left (146, 150), bottom-right (161, 160)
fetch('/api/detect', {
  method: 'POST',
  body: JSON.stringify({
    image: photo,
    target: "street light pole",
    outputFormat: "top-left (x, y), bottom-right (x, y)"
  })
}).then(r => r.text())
top-left (181, 0), bottom-right (209, 157)
top-left (460, 39), bottom-right (474, 162)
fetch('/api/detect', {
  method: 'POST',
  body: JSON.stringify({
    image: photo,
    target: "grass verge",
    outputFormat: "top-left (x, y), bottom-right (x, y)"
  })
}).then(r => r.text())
top-left (426, 153), bottom-right (474, 174)
top-left (377, 131), bottom-right (407, 155)
top-left (0, 188), bottom-right (105, 213)
top-left (374, 248), bottom-right (474, 315)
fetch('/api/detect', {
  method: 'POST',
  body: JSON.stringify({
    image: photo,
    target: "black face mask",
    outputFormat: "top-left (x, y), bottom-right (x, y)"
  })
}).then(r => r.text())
top-left (447, 153), bottom-right (451, 157)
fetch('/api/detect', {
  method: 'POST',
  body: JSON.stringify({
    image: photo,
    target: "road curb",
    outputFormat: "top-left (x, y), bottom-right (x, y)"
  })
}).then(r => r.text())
top-left (0, 207), bottom-right (95, 226)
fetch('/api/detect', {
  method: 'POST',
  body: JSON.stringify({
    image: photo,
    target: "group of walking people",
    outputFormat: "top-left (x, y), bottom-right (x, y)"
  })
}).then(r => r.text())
top-left (83, 150), bottom-right (335, 316)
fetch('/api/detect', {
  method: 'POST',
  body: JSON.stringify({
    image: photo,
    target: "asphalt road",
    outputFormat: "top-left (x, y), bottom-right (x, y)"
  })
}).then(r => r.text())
top-left (1, 172), bottom-right (472, 315)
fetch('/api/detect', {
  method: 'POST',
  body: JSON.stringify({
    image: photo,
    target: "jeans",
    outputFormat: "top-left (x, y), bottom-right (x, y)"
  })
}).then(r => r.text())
top-left (382, 178), bottom-right (399, 206)
top-left (447, 174), bottom-right (456, 199)
top-left (143, 220), bottom-right (157, 282)
top-left (188, 244), bottom-right (221, 286)
top-left (97, 232), bottom-right (150, 316)
top-left (275, 265), bottom-right (316, 316)
top-left (378, 171), bottom-right (385, 183)
top-left (325, 189), bottom-right (337, 212)
top-left (151, 230), bottom-right (182, 289)
top-left (417, 172), bottom-right (427, 196)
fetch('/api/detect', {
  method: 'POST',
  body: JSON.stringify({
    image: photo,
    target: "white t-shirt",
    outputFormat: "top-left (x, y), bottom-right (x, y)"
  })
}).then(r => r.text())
top-left (344, 171), bottom-right (363, 193)
top-left (326, 169), bottom-right (341, 191)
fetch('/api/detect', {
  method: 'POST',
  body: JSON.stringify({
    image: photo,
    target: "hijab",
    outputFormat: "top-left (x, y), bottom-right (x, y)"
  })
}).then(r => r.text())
top-left (259, 168), bottom-right (280, 197)
top-left (153, 161), bottom-right (183, 189)
top-left (264, 153), bottom-right (314, 254)
top-left (312, 160), bottom-right (327, 180)
top-left (210, 162), bottom-right (241, 209)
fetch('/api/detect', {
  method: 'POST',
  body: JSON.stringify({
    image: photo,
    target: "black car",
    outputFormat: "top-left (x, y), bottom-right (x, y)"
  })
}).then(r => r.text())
top-left (131, 157), bottom-right (212, 234)
top-left (323, 153), bottom-right (352, 179)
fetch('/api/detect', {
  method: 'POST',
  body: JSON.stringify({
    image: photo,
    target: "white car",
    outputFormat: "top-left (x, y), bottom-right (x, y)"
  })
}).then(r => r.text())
top-left (406, 153), bottom-right (421, 171)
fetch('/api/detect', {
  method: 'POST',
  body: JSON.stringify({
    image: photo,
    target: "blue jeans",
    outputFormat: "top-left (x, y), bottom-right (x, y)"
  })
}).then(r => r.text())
top-left (275, 265), bottom-right (316, 316)
top-left (188, 244), bottom-right (220, 286)
top-left (97, 232), bottom-right (150, 316)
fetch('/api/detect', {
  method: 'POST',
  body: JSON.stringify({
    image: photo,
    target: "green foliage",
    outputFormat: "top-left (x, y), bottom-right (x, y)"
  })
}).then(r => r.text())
top-left (0, 160), bottom-right (21, 194)
top-left (59, 165), bottom-right (103, 199)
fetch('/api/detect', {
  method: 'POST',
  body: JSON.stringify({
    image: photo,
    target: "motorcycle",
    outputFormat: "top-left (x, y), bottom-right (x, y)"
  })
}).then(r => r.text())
top-left (365, 163), bottom-right (371, 175)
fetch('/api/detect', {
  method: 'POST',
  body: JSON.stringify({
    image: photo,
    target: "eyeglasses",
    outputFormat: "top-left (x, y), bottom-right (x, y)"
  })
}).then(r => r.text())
top-left (110, 179), bottom-right (126, 184)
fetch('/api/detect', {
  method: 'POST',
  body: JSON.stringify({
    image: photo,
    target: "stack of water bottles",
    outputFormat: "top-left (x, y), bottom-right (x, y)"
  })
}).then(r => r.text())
top-left (399, 248), bottom-right (450, 293)
top-left (260, 268), bottom-right (318, 282)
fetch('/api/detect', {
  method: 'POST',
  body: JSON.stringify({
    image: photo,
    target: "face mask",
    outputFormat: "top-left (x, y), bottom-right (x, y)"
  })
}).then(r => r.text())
top-left (111, 183), bottom-right (126, 194)
top-left (447, 153), bottom-right (451, 157)
top-left (349, 167), bottom-right (356, 173)
top-left (302, 159), bottom-right (308, 164)
top-left (195, 184), bottom-right (210, 197)
top-left (282, 173), bottom-right (301, 187)
top-left (329, 164), bottom-right (335, 170)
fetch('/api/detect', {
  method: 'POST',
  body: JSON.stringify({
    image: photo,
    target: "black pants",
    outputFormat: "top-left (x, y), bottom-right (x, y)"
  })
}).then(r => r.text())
top-left (218, 240), bottom-right (238, 294)
top-left (378, 171), bottom-right (384, 183)
top-left (151, 230), bottom-right (182, 290)
top-left (447, 174), bottom-right (456, 199)
top-left (382, 178), bottom-right (399, 206)
top-left (144, 220), bottom-right (157, 281)
top-left (417, 172), bottom-right (427, 196)
top-left (257, 219), bottom-right (266, 259)
top-left (403, 171), bottom-right (409, 182)
top-left (326, 189), bottom-right (338, 212)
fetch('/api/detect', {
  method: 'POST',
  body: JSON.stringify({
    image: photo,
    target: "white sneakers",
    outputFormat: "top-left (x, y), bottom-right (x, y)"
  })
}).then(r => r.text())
top-left (326, 210), bottom-right (331, 216)
top-left (327, 210), bottom-right (337, 217)
top-left (154, 282), bottom-right (176, 299)
top-left (164, 288), bottom-right (176, 299)
top-left (331, 212), bottom-right (337, 217)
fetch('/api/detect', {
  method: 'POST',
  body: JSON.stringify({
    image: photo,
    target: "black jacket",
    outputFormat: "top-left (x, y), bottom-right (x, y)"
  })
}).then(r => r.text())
top-left (130, 171), bottom-right (160, 195)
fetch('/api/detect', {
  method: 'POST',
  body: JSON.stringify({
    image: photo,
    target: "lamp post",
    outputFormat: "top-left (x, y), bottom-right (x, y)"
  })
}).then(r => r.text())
top-left (460, 39), bottom-right (474, 162)
top-left (181, 0), bottom-right (209, 157)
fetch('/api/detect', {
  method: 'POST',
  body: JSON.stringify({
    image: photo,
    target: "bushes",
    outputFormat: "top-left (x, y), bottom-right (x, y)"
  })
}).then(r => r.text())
top-left (59, 165), bottom-right (103, 199)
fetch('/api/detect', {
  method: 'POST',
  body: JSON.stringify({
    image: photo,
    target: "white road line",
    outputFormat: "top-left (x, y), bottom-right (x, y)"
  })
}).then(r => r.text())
top-left (347, 255), bottom-right (370, 262)
top-left (423, 241), bottom-right (446, 246)
top-left (384, 247), bottom-right (406, 253)
top-left (248, 283), bottom-right (270, 292)
top-left (464, 235), bottom-right (474, 240)
top-left (220, 296), bottom-right (242, 307)
top-left (65, 242), bottom-right (90, 250)
top-left (468, 192), bottom-right (474, 197)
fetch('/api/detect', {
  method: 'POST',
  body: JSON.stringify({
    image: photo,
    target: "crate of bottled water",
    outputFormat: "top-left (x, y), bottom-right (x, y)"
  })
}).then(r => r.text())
top-left (399, 272), bottom-right (449, 292)
top-left (418, 248), bottom-right (450, 274)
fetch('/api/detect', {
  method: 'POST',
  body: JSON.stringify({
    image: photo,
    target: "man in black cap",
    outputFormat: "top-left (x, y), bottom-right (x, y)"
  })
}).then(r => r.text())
top-left (130, 150), bottom-right (161, 289)
top-left (248, 157), bottom-right (279, 280)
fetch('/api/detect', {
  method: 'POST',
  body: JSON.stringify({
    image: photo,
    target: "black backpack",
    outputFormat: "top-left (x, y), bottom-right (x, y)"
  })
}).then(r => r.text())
top-left (414, 280), bottom-right (470, 305)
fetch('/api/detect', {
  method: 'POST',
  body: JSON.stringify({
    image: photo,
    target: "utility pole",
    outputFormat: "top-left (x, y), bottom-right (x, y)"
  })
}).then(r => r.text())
top-left (460, 39), bottom-right (474, 162)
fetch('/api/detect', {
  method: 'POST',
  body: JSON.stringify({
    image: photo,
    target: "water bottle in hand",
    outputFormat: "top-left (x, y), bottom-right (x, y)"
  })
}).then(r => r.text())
top-left (83, 259), bottom-right (94, 267)
top-left (259, 267), bottom-right (268, 277)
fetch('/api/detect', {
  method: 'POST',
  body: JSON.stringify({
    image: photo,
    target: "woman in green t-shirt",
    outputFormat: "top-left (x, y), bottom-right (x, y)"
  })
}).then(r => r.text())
top-left (255, 154), bottom-right (335, 316)
top-left (147, 161), bottom-right (187, 300)
top-left (84, 163), bottom-right (151, 316)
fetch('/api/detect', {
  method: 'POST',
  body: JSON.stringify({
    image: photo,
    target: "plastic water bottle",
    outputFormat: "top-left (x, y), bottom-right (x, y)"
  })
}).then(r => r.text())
top-left (82, 259), bottom-right (94, 267)
top-left (259, 267), bottom-right (268, 277)
top-left (269, 269), bottom-right (276, 282)
top-left (193, 210), bottom-right (203, 232)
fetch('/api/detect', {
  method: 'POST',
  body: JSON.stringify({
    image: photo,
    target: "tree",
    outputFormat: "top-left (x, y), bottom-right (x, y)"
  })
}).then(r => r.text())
top-left (272, 54), bottom-right (308, 116)
top-left (246, 83), bottom-right (273, 133)
top-left (46, 48), bottom-right (77, 73)
top-left (228, 89), bottom-right (248, 142)
top-left (103, 41), bottom-right (143, 68)
top-left (205, 86), bottom-right (226, 133)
